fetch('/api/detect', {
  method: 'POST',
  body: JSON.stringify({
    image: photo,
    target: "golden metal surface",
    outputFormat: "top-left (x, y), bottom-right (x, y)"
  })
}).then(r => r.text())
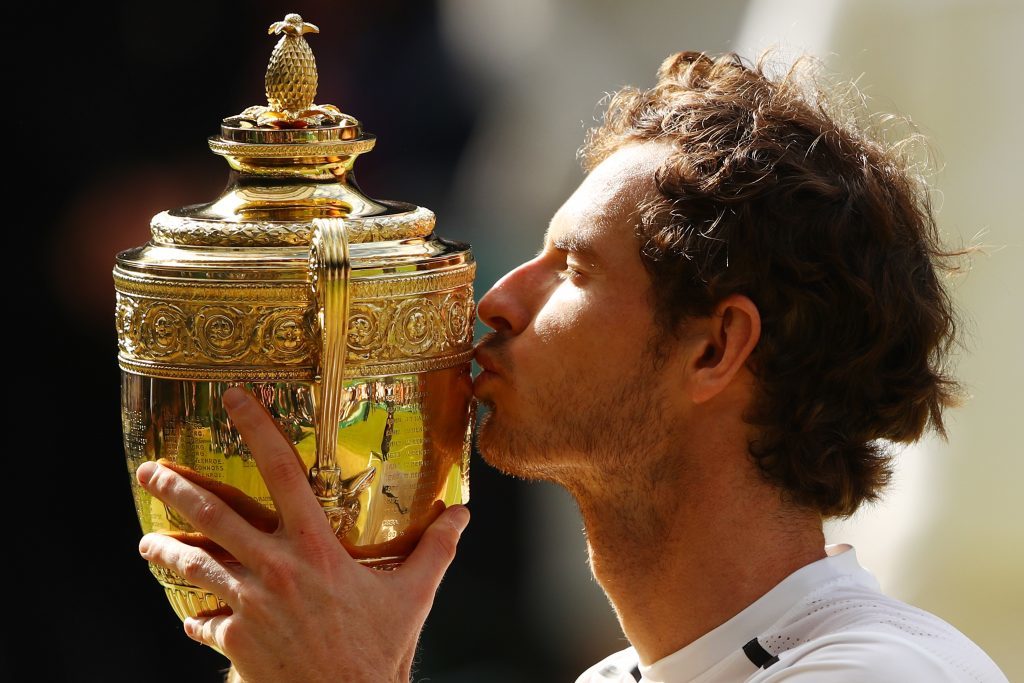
top-left (150, 205), bottom-right (435, 247)
top-left (266, 14), bottom-right (320, 114)
top-left (223, 13), bottom-right (350, 131)
top-left (117, 350), bottom-right (476, 383)
top-left (307, 217), bottom-right (375, 536)
top-left (114, 262), bottom-right (475, 378)
top-left (114, 13), bottom-right (476, 632)
top-left (217, 123), bottom-right (362, 145)
top-left (207, 137), bottom-right (376, 159)
top-left (125, 369), bottom-right (475, 618)
top-left (113, 264), bottom-right (476, 301)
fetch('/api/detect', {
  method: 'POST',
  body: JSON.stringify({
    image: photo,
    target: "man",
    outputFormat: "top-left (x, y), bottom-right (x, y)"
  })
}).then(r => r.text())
top-left (134, 51), bottom-right (1008, 682)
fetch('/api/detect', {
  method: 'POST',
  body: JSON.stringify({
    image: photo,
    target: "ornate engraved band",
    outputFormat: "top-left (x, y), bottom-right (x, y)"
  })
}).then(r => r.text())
top-left (207, 137), bottom-right (376, 158)
top-left (150, 206), bottom-right (436, 247)
top-left (114, 265), bottom-right (473, 301)
top-left (118, 349), bottom-right (474, 381)
top-left (113, 263), bottom-right (475, 380)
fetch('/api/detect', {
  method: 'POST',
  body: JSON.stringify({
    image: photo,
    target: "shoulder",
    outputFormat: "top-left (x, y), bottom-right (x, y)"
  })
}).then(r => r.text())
top-left (753, 630), bottom-right (1007, 682)
top-left (755, 588), bottom-right (1008, 683)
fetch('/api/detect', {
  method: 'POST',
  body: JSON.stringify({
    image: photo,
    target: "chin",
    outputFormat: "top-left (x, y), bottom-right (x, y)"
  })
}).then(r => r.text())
top-left (474, 406), bottom-right (565, 482)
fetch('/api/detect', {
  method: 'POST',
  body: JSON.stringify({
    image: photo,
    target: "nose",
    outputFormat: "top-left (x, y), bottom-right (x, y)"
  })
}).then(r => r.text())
top-left (477, 255), bottom-right (547, 335)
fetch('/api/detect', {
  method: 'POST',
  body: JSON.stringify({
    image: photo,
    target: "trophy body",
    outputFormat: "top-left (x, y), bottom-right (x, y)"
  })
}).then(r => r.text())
top-left (114, 14), bottom-right (474, 623)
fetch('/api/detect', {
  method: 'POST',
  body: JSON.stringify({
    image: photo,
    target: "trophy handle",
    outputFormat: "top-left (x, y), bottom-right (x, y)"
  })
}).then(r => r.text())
top-left (308, 217), bottom-right (375, 537)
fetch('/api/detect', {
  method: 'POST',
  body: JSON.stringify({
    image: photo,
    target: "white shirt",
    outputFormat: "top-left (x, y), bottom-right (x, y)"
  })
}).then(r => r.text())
top-left (576, 544), bottom-right (1008, 683)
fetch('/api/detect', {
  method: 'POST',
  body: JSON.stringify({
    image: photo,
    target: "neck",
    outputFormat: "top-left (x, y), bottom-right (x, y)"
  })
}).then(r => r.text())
top-left (567, 450), bottom-right (825, 666)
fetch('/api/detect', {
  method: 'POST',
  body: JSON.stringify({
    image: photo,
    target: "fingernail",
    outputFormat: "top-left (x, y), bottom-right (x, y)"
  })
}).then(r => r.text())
top-left (138, 536), bottom-right (150, 556)
top-left (449, 505), bottom-right (470, 535)
top-left (137, 461), bottom-right (158, 486)
top-left (223, 387), bottom-right (248, 410)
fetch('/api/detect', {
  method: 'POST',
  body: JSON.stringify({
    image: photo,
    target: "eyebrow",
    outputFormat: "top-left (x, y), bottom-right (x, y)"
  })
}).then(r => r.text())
top-left (541, 226), bottom-right (604, 266)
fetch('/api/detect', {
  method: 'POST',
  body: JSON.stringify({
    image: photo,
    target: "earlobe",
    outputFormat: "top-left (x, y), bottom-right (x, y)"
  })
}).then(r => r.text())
top-left (691, 295), bottom-right (761, 404)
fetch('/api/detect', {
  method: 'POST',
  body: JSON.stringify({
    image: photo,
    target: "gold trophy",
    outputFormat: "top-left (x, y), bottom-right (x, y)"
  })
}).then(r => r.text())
top-left (114, 13), bottom-right (475, 623)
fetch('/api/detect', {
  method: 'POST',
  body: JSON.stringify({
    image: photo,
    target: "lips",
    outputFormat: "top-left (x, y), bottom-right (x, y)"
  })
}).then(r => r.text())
top-left (472, 341), bottom-right (506, 398)
top-left (473, 346), bottom-right (502, 377)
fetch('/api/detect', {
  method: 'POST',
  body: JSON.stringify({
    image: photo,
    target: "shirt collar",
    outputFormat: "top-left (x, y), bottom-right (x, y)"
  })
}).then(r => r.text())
top-left (639, 544), bottom-right (878, 682)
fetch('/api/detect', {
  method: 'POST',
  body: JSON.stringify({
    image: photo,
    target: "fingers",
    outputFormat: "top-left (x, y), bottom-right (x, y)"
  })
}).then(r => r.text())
top-left (222, 387), bottom-right (329, 536)
top-left (183, 613), bottom-right (232, 652)
top-left (398, 504), bottom-right (469, 597)
top-left (137, 461), bottom-right (269, 568)
top-left (139, 532), bottom-right (243, 607)
top-left (156, 459), bottom-right (280, 534)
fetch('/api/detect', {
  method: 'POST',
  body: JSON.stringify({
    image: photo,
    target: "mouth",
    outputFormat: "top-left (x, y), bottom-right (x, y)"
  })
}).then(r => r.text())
top-left (472, 338), bottom-right (505, 396)
top-left (472, 332), bottom-right (505, 374)
top-left (473, 348), bottom-right (501, 377)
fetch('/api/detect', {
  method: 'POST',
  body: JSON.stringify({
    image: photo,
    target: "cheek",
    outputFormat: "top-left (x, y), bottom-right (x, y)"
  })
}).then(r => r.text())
top-left (531, 290), bottom-right (588, 344)
top-left (527, 286), bottom-right (656, 364)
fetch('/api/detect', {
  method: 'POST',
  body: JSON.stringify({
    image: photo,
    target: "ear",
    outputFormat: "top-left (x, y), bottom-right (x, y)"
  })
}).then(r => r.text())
top-left (690, 294), bottom-right (761, 404)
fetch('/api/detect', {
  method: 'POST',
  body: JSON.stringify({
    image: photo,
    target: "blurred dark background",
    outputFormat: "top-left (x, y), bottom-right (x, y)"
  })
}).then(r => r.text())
top-left (13, 2), bottom-right (558, 681)
top-left (11, 0), bottom-right (1024, 681)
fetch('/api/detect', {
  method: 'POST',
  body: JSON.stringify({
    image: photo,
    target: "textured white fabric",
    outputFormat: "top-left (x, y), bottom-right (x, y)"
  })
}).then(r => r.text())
top-left (576, 544), bottom-right (1008, 683)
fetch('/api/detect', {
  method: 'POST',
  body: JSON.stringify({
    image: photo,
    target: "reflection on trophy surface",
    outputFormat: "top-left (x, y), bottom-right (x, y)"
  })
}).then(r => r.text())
top-left (114, 13), bottom-right (475, 625)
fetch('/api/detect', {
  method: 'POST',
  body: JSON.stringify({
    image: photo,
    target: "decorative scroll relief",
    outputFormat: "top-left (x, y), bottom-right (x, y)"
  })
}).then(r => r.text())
top-left (114, 264), bottom-right (475, 378)
top-left (150, 206), bottom-right (435, 247)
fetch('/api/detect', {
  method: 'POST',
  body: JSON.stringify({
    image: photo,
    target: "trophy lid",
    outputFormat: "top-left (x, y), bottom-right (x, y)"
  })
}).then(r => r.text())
top-left (146, 13), bottom-right (435, 248)
top-left (209, 13), bottom-right (375, 159)
top-left (113, 14), bottom-right (475, 386)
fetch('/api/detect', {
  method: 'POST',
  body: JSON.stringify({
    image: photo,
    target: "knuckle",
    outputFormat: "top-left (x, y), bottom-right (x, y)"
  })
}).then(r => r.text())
top-left (233, 583), bottom-right (271, 623)
top-left (143, 536), bottom-right (171, 564)
top-left (228, 394), bottom-right (259, 424)
top-left (259, 555), bottom-right (298, 593)
top-left (264, 450), bottom-right (302, 483)
top-left (428, 526), bottom-right (459, 560)
top-left (218, 617), bottom-right (244, 653)
top-left (232, 583), bottom-right (252, 615)
top-left (180, 550), bottom-right (209, 582)
top-left (300, 540), bottom-right (338, 572)
top-left (148, 466), bottom-right (175, 497)
top-left (197, 619), bottom-right (214, 644)
top-left (193, 499), bottom-right (220, 528)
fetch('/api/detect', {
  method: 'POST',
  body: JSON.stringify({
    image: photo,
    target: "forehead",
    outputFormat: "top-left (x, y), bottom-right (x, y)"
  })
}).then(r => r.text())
top-left (546, 141), bottom-right (672, 250)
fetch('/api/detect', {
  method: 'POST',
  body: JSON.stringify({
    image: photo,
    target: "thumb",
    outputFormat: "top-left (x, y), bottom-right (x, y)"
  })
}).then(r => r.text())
top-left (400, 504), bottom-right (470, 591)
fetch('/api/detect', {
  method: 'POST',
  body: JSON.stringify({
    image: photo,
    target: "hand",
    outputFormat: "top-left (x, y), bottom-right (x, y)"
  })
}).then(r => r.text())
top-left (136, 386), bottom-right (470, 683)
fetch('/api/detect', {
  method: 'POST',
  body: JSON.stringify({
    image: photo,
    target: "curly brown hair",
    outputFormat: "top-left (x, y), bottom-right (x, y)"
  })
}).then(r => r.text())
top-left (580, 51), bottom-right (965, 518)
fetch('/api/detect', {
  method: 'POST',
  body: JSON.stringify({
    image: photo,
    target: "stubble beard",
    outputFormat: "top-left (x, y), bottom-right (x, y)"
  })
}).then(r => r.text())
top-left (474, 346), bottom-right (672, 495)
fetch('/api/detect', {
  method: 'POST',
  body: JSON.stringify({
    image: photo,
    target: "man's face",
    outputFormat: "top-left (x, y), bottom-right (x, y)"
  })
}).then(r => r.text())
top-left (472, 142), bottom-right (683, 488)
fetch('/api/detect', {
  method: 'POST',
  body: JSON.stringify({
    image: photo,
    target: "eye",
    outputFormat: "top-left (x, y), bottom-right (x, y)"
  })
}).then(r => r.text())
top-left (555, 264), bottom-right (584, 283)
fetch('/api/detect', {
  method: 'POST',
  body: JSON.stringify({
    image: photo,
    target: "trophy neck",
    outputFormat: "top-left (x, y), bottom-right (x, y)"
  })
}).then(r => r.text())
top-left (184, 151), bottom-right (390, 225)
top-left (220, 153), bottom-right (359, 180)
top-left (178, 118), bottom-right (394, 226)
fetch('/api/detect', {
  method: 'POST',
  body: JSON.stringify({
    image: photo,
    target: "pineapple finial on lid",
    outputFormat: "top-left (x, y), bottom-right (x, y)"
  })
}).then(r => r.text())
top-left (226, 13), bottom-right (347, 130)
top-left (266, 14), bottom-right (319, 115)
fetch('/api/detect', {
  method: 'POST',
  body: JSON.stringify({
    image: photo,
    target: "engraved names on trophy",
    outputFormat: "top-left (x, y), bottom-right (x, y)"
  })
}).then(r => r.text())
top-left (162, 418), bottom-right (208, 471)
top-left (123, 409), bottom-right (148, 461)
